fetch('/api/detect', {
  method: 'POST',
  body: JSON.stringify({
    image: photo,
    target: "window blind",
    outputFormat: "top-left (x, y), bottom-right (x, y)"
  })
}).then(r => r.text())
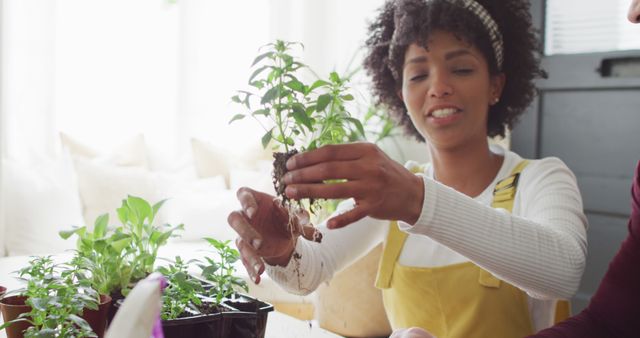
top-left (545, 0), bottom-right (640, 55)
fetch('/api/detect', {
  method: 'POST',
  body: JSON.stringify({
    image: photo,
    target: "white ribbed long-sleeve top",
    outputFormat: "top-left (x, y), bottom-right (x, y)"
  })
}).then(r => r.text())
top-left (266, 146), bottom-right (588, 332)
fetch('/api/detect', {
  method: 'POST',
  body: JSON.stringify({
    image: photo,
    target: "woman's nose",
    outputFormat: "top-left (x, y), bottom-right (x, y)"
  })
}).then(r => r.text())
top-left (628, 0), bottom-right (640, 23)
top-left (428, 72), bottom-right (453, 98)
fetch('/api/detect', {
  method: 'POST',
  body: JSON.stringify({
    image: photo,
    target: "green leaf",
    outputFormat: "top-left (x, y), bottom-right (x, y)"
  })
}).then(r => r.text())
top-left (152, 199), bottom-right (167, 217)
top-left (292, 104), bottom-right (313, 131)
top-left (261, 129), bottom-right (273, 149)
top-left (261, 86), bottom-right (280, 105)
top-left (341, 94), bottom-right (354, 101)
top-left (59, 226), bottom-right (85, 240)
top-left (329, 71), bottom-right (341, 83)
top-left (30, 298), bottom-right (49, 310)
top-left (252, 109), bottom-right (270, 117)
top-left (231, 95), bottom-right (241, 103)
top-left (127, 196), bottom-right (152, 223)
top-left (251, 51), bottom-right (274, 67)
top-left (316, 94), bottom-right (332, 112)
top-left (110, 237), bottom-right (132, 253)
top-left (117, 206), bottom-right (129, 227)
top-left (229, 114), bottom-right (246, 124)
top-left (248, 65), bottom-right (269, 83)
top-left (250, 80), bottom-right (265, 90)
top-left (346, 117), bottom-right (366, 137)
top-left (285, 79), bottom-right (305, 93)
top-left (94, 214), bottom-right (109, 238)
top-left (307, 80), bottom-right (330, 94)
top-left (69, 314), bottom-right (92, 331)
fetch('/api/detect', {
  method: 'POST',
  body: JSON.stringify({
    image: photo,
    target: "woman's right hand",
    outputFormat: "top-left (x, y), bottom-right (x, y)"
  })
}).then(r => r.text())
top-left (227, 187), bottom-right (314, 284)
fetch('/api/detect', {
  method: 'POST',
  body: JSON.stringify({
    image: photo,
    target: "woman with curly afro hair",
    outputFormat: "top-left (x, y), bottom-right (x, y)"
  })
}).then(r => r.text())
top-left (227, 0), bottom-right (588, 336)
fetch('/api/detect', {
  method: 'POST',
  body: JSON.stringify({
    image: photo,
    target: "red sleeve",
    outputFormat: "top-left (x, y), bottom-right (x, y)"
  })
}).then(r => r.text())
top-left (529, 161), bottom-right (640, 337)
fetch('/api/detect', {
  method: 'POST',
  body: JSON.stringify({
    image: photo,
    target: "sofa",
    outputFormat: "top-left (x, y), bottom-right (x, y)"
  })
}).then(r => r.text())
top-left (1, 133), bottom-right (316, 317)
top-left (0, 132), bottom-right (438, 337)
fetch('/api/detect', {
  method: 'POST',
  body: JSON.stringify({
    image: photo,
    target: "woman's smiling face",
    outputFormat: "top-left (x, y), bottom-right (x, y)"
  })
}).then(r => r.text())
top-left (400, 30), bottom-right (504, 150)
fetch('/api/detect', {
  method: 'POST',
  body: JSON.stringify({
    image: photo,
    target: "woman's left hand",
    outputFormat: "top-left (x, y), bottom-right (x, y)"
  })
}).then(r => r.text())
top-left (283, 142), bottom-right (424, 229)
top-left (390, 327), bottom-right (436, 338)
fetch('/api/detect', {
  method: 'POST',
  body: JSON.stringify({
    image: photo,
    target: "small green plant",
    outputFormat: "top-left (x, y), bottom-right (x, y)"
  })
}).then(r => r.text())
top-left (230, 40), bottom-right (364, 209)
top-left (0, 256), bottom-right (99, 338)
top-left (157, 256), bottom-right (206, 321)
top-left (156, 239), bottom-right (248, 321)
top-left (116, 196), bottom-right (184, 282)
top-left (199, 238), bottom-right (248, 305)
top-left (60, 195), bottom-right (184, 297)
top-left (60, 214), bottom-right (133, 296)
top-left (230, 40), bottom-right (364, 153)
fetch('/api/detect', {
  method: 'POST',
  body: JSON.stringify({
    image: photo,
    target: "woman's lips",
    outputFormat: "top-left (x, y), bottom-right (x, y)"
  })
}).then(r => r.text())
top-left (426, 107), bottom-right (462, 126)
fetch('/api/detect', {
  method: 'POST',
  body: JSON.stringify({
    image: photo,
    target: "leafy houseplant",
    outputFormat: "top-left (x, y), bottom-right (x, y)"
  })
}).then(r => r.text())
top-left (60, 214), bottom-right (133, 297)
top-left (0, 256), bottom-right (108, 338)
top-left (230, 40), bottom-right (365, 214)
top-left (60, 195), bottom-right (184, 324)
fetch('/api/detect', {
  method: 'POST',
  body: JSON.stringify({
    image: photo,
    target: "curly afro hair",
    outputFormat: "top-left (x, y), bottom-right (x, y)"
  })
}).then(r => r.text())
top-left (363, 0), bottom-right (546, 141)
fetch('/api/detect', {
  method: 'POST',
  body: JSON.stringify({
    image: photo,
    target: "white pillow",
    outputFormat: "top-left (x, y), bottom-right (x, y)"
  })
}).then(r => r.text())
top-left (1, 151), bottom-right (83, 256)
top-left (191, 138), bottom-right (273, 187)
top-left (73, 157), bottom-right (160, 229)
top-left (60, 132), bottom-right (150, 168)
top-left (191, 138), bottom-right (233, 189)
top-left (163, 189), bottom-right (239, 243)
top-left (229, 166), bottom-right (276, 196)
top-left (74, 154), bottom-right (228, 230)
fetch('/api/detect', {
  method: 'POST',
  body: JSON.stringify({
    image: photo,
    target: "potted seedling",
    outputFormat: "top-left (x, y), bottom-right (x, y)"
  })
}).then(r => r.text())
top-left (199, 238), bottom-right (273, 338)
top-left (230, 40), bottom-right (365, 232)
top-left (0, 256), bottom-right (108, 338)
top-left (154, 238), bottom-right (268, 338)
top-left (156, 256), bottom-right (228, 338)
top-left (60, 195), bottom-right (184, 325)
top-left (152, 237), bottom-right (271, 338)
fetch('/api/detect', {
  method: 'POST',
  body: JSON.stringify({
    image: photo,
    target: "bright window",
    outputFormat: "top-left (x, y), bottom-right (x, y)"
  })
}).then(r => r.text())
top-left (545, 0), bottom-right (640, 55)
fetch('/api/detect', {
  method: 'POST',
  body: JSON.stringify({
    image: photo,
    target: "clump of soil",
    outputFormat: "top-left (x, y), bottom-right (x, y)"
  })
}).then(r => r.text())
top-left (272, 149), bottom-right (323, 244)
top-left (272, 149), bottom-right (299, 207)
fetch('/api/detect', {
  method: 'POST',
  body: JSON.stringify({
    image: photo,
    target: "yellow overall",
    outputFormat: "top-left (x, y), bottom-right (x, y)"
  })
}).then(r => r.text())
top-left (375, 160), bottom-right (570, 338)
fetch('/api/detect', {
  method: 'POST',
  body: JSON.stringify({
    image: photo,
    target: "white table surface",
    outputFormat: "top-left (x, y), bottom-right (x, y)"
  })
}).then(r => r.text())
top-left (0, 311), bottom-right (342, 338)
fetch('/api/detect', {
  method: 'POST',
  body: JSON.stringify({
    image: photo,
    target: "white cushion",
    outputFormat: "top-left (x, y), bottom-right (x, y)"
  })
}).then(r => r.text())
top-left (191, 138), bottom-right (233, 188)
top-left (164, 189), bottom-right (238, 243)
top-left (229, 164), bottom-right (276, 196)
top-left (1, 151), bottom-right (83, 256)
top-left (74, 154), bottom-right (228, 231)
top-left (60, 132), bottom-right (150, 168)
top-left (73, 157), bottom-right (160, 229)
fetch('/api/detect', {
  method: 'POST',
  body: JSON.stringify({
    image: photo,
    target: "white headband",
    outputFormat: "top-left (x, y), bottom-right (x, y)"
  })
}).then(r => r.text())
top-left (444, 0), bottom-right (504, 70)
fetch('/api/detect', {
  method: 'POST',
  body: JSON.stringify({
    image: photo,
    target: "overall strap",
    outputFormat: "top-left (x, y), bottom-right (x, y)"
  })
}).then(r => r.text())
top-left (492, 159), bottom-right (529, 210)
top-left (375, 164), bottom-right (424, 289)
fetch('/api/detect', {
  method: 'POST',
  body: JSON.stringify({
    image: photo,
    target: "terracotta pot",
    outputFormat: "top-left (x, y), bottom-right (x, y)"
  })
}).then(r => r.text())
top-left (82, 294), bottom-right (112, 338)
top-left (0, 294), bottom-right (111, 338)
top-left (0, 295), bottom-right (31, 338)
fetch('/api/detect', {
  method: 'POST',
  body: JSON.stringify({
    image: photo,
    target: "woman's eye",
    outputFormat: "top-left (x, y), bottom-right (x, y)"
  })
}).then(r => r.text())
top-left (453, 68), bottom-right (473, 75)
top-left (410, 74), bottom-right (428, 81)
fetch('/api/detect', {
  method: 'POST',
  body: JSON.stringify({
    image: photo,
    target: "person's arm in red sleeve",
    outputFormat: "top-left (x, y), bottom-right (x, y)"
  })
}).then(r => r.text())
top-left (529, 161), bottom-right (640, 337)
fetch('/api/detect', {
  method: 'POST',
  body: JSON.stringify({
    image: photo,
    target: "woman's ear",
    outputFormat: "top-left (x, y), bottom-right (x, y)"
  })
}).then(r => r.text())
top-left (397, 89), bottom-right (404, 102)
top-left (490, 73), bottom-right (506, 104)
